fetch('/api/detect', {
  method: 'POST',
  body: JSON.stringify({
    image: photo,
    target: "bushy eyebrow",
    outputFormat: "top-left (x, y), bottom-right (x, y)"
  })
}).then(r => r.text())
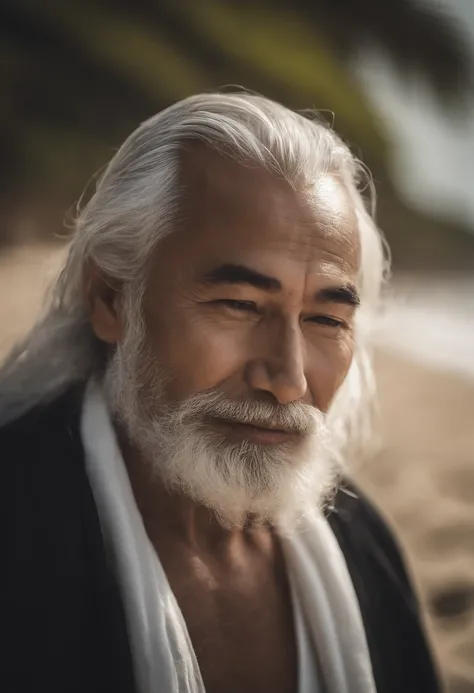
top-left (316, 284), bottom-right (360, 307)
top-left (201, 263), bottom-right (281, 291)
top-left (200, 263), bottom-right (360, 307)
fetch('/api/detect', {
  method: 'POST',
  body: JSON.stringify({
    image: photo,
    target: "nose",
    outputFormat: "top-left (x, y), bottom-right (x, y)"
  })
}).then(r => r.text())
top-left (246, 322), bottom-right (308, 405)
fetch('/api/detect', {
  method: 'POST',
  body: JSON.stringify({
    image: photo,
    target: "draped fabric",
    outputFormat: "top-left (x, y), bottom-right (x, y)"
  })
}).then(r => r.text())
top-left (0, 384), bottom-right (442, 693)
top-left (81, 380), bottom-right (375, 693)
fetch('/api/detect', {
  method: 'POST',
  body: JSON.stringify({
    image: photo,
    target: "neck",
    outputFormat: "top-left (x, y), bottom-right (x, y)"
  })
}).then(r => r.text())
top-left (118, 428), bottom-right (267, 552)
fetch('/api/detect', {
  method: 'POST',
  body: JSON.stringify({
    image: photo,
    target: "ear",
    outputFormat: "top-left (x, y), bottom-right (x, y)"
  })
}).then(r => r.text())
top-left (83, 262), bottom-right (123, 344)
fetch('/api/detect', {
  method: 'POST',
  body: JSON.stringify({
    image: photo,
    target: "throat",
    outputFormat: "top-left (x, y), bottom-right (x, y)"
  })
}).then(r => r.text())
top-left (148, 522), bottom-right (298, 693)
top-left (123, 433), bottom-right (298, 693)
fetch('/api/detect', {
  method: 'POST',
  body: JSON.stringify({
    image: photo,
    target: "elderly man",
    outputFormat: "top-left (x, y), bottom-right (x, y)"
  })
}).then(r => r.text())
top-left (1, 93), bottom-right (439, 693)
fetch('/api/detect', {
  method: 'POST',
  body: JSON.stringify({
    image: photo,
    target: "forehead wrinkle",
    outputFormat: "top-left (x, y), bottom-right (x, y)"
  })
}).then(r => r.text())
top-left (261, 181), bottom-right (359, 265)
top-left (176, 146), bottom-right (360, 277)
top-left (265, 220), bottom-right (359, 278)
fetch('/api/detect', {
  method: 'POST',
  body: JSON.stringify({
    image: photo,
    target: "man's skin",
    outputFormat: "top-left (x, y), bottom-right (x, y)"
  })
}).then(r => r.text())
top-left (86, 146), bottom-right (361, 693)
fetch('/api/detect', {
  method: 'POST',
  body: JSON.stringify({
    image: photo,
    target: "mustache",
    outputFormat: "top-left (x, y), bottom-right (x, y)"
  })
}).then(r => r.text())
top-left (163, 389), bottom-right (322, 435)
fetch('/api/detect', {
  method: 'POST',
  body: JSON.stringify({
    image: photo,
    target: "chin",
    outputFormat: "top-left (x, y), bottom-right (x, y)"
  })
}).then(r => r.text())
top-left (102, 349), bottom-right (341, 529)
top-left (150, 423), bottom-right (340, 531)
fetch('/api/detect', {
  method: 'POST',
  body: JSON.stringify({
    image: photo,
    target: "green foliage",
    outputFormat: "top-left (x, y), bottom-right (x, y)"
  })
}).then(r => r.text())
top-left (177, 2), bottom-right (388, 163)
top-left (0, 0), bottom-right (473, 266)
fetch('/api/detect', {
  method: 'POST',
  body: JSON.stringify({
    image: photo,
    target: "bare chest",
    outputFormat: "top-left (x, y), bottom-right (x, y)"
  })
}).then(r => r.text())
top-left (158, 544), bottom-right (298, 693)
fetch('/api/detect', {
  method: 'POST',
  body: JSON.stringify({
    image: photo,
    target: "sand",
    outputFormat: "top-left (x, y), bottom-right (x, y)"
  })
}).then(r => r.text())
top-left (1, 244), bottom-right (473, 691)
top-left (356, 349), bottom-right (474, 692)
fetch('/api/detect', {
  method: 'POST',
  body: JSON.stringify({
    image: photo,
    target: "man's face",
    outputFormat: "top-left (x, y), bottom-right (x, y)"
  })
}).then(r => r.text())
top-left (143, 149), bottom-right (360, 417)
top-left (102, 148), bottom-right (360, 526)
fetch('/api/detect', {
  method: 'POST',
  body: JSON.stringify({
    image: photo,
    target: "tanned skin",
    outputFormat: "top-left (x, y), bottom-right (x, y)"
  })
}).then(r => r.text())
top-left (87, 146), bottom-right (360, 693)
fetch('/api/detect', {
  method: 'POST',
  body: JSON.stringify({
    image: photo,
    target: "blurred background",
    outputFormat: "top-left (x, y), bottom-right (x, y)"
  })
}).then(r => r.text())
top-left (1, 0), bottom-right (473, 689)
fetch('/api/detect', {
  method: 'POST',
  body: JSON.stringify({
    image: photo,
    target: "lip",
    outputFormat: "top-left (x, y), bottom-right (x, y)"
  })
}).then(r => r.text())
top-left (210, 418), bottom-right (296, 445)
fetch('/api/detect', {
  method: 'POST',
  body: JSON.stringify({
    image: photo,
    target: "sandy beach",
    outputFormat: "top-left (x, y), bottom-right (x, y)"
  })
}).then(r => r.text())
top-left (357, 349), bottom-right (474, 692)
top-left (1, 244), bottom-right (473, 692)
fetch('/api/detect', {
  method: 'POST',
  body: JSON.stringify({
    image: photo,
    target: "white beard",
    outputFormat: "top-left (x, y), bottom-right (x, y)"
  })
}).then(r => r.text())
top-left (103, 331), bottom-right (342, 529)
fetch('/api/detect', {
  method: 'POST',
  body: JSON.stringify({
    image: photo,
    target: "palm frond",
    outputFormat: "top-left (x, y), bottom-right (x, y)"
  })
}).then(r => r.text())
top-left (264, 0), bottom-right (473, 100)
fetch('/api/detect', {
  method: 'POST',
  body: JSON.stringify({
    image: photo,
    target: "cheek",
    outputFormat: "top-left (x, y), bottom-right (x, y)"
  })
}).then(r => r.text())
top-left (145, 307), bottom-right (249, 399)
top-left (306, 336), bottom-right (355, 412)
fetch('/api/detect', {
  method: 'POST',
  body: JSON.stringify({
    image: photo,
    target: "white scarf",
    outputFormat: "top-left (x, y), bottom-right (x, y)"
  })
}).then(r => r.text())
top-left (81, 380), bottom-right (376, 693)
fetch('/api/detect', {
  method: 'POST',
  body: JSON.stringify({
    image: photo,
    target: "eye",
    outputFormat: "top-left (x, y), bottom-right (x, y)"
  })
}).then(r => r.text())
top-left (305, 315), bottom-right (345, 329)
top-left (214, 299), bottom-right (258, 314)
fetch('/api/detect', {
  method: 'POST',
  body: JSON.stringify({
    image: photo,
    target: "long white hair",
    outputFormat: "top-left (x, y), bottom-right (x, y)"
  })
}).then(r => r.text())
top-left (0, 91), bottom-right (389, 460)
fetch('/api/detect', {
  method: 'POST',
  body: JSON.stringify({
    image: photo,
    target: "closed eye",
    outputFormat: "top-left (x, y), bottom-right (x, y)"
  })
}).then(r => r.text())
top-left (214, 299), bottom-right (259, 313)
top-left (305, 315), bottom-right (345, 328)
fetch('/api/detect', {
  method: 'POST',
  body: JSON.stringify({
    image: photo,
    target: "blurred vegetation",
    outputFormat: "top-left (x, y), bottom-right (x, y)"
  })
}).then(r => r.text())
top-left (1, 0), bottom-right (474, 269)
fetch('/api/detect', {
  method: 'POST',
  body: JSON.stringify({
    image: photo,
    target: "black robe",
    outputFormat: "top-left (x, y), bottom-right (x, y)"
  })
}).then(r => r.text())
top-left (0, 386), bottom-right (441, 692)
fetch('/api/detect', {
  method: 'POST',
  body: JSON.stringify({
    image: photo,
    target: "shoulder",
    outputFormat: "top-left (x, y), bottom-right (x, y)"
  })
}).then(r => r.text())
top-left (328, 480), bottom-right (415, 599)
top-left (0, 383), bottom-right (92, 536)
top-left (0, 383), bottom-right (85, 460)
top-left (0, 381), bottom-right (105, 598)
top-left (0, 384), bottom-right (135, 692)
top-left (328, 480), bottom-right (442, 692)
